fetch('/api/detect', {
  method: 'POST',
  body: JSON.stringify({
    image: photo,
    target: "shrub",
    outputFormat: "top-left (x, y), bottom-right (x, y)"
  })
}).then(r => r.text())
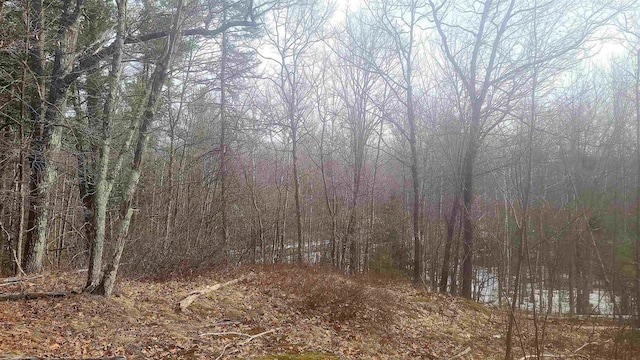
top-left (259, 265), bottom-right (395, 325)
top-left (368, 249), bottom-right (406, 279)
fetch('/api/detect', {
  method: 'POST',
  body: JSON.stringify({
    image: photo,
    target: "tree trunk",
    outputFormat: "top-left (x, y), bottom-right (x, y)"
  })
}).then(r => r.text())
top-left (93, 0), bottom-right (184, 296)
top-left (346, 156), bottom-right (362, 273)
top-left (23, 0), bottom-right (46, 274)
top-left (24, 0), bottom-right (80, 274)
top-left (219, 2), bottom-right (230, 261)
top-left (85, 0), bottom-right (126, 290)
top-left (460, 101), bottom-right (480, 298)
top-left (405, 9), bottom-right (421, 285)
top-left (439, 195), bottom-right (460, 293)
top-left (635, 48), bottom-right (640, 329)
top-left (292, 125), bottom-right (303, 264)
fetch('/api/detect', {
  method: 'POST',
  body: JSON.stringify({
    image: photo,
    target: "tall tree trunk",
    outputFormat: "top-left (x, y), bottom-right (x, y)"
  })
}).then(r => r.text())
top-left (318, 114), bottom-right (337, 267)
top-left (77, 73), bottom-right (100, 284)
top-left (451, 214), bottom-right (463, 295)
top-left (405, 8), bottom-right (421, 285)
top-left (94, 0), bottom-right (184, 296)
top-left (439, 195), bottom-right (460, 293)
top-left (219, 1), bottom-right (230, 261)
top-left (84, 0), bottom-right (126, 290)
top-left (347, 155), bottom-right (362, 273)
top-left (292, 124), bottom-right (303, 264)
top-left (367, 118), bottom-right (384, 272)
top-left (24, 0), bottom-right (47, 274)
top-left (25, 0), bottom-right (80, 273)
top-left (569, 250), bottom-right (575, 315)
top-left (635, 48), bottom-right (640, 329)
top-left (506, 48), bottom-right (538, 355)
top-left (461, 100), bottom-right (480, 298)
top-left (15, 61), bottom-right (29, 274)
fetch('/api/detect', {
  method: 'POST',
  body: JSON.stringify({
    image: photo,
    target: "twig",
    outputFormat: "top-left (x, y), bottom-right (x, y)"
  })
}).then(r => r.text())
top-left (518, 353), bottom-right (589, 359)
top-left (202, 329), bottom-right (278, 360)
top-left (573, 339), bottom-right (611, 353)
top-left (517, 337), bottom-right (614, 360)
top-left (239, 329), bottom-right (277, 345)
top-left (0, 274), bottom-right (43, 286)
top-left (518, 338), bottom-right (613, 360)
top-left (200, 329), bottom-right (277, 344)
top-left (0, 356), bottom-right (125, 359)
top-left (214, 343), bottom-right (232, 360)
top-left (178, 276), bottom-right (247, 312)
top-left (12, 249), bottom-right (27, 278)
top-left (448, 347), bottom-right (471, 360)
top-left (213, 319), bottom-right (242, 326)
top-left (0, 291), bottom-right (68, 301)
top-left (200, 331), bottom-right (254, 337)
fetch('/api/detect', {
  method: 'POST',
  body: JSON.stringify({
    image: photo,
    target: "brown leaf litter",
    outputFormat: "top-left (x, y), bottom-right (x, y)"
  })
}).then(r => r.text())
top-left (0, 265), bottom-right (637, 359)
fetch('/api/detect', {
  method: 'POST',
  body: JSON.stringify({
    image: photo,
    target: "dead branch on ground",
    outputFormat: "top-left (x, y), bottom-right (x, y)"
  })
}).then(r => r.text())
top-left (177, 276), bottom-right (249, 312)
top-left (448, 347), bottom-right (471, 359)
top-left (0, 356), bottom-right (126, 360)
top-left (0, 291), bottom-right (69, 301)
top-left (517, 339), bottom-right (612, 360)
top-left (200, 329), bottom-right (277, 360)
top-left (0, 275), bottom-right (44, 286)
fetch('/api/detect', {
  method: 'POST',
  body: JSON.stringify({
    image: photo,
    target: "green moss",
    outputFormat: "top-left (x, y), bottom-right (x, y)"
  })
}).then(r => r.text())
top-left (254, 353), bottom-right (338, 360)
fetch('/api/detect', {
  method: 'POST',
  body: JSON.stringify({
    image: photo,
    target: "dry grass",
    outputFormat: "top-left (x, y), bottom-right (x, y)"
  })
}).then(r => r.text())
top-left (0, 265), bottom-right (636, 359)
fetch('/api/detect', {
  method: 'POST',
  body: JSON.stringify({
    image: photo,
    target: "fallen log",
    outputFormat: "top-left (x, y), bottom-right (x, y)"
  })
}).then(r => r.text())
top-left (178, 276), bottom-right (246, 313)
top-left (0, 275), bottom-right (44, 286)
top-left (0, 292), bottom-right (68, 301)
top-left (0, 356), bottom-right (125, 360)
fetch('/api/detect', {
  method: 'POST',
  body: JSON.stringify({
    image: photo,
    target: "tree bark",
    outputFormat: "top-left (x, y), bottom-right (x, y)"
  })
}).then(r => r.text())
top-left (635, 48), bottom-right (640, 328)
top-left (439, 195), bottom-right (460, 293)
top-left (292, 121), bottom-right (303, 264)
top-left (92, 0), bottom-right (184, 296)
top-left (460, 101), bottom-right (480, 298)
top-left (84, 0), bottom-right (126, 290)
top-left (219, 0), bottom-right (230, 261)
top-left (23, 0), bottom-right (46, 274)
top-left (25, 0), bottom-right (80, 274)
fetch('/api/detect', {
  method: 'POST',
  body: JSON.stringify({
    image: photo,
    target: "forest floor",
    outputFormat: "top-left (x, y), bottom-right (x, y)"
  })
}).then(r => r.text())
top-left (1, 265), bottom-right (638, 359)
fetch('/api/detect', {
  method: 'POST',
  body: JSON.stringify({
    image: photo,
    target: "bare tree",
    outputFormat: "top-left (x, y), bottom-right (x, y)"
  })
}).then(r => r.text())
top-left (331, 10), bottom-right (386, 272)
top-left (428, 0), bottom-right (620, 299)
top-left (80, 0), bottom-right (260, 294)
top-left (617, 10), bottom-right (640, 329)
top-left (260, 0), bottom-right (334, 263)
top-left (365, 0), bottom-right (427, 283)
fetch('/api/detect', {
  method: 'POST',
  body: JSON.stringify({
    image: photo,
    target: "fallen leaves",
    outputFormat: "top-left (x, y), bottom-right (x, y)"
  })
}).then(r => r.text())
top-left (0, 267), bottom-right (633, 359)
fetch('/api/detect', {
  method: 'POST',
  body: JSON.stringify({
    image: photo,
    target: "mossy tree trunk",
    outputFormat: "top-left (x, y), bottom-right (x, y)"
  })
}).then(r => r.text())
top-left (24, 0), bottom-right (80, 274)
top-left (83, 0), bottom-right (126, 291)
top-left (91, 0), bottom-right (184, 296)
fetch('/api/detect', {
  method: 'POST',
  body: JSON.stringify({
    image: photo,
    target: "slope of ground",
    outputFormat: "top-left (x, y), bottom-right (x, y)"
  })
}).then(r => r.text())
top-left (0, 265), bottom-right (637, 359)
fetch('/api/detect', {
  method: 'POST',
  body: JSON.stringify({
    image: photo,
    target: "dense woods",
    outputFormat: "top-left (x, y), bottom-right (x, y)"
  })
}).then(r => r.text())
top-left (2, 0), bottom-right (640, 341)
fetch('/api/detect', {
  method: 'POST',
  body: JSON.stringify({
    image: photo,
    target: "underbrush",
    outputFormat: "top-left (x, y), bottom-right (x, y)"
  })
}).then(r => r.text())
top-left (609, 328), bottom-right (640, 359)
top-left (256, 265), bottom-right (396, 325)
